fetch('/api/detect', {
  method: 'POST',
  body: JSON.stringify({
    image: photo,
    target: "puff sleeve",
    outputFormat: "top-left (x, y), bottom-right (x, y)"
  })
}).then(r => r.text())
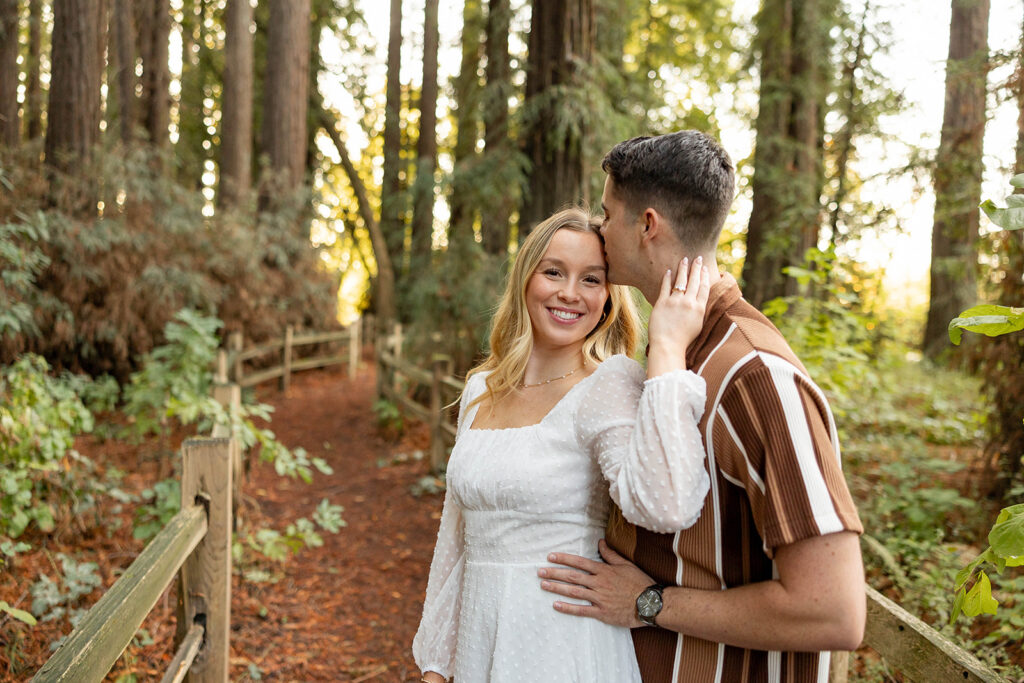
top-left (575, 355), bottom-right (710, 533)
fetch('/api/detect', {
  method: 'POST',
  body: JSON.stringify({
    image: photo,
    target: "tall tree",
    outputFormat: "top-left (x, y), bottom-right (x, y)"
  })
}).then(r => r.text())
top-left (259, 0), bottom-right (311, 196)
top-left (410, 0), bottom-right (439, 263)
top-left (108, 0), bottom-right (137, 144)
top-left (25, 0), bottom-right (43, 141)
top-left (520, 0), bottom-right (595, 233)
top-left (448, 0), bottom-right (484, 247)
top-left (922, 0), bottom-right (991, 358)
top-left (138, 0), bottom-right (170, 146)
top-left (219, 0), bottom-right (254, 207)
top-left (46, 0), bottom-right (103, 170)
top-left (0, 0), bottom-right (18, 147)
top-left (741, 0), bottom-right (835, 308)
top-left (380, 0), bottom-right (405, 274)
top-left (480, 0), bottom-right (514, 254)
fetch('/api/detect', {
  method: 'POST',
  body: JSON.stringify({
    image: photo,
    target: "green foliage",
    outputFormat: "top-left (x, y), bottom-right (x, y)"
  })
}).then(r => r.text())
top-left (236, 499), bottom-right (346, 583)
top-left (30, 553), bottom-right (103, 624)
top-left (952, 505), bottom-right (1024, 623)
top-left (372, 398), bottom-right (403, 435)
top-left (132, 479), bottom-right (181, 541)
top-left (0, 600), bottom-right (36, 626)
top-left (948, 305), bottom-right (1024, 345)
top-left (0, 212), bottom-right (52, 340)
top-left (0, 354), bottom-right (94, 538)
top-left (979, 173), bottom-right (1024, 231)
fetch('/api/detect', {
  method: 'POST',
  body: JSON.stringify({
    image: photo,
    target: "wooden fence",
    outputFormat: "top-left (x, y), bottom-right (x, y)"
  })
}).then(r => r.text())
top-left (225, 321), bottom-right (361, 390)
top-left (31, 438), bottom-right (234, 683)
top-left (372, 322), bottom-right (1007, 683)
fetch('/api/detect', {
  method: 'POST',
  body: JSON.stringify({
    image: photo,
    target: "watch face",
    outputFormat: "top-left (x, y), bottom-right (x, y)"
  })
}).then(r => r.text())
top-left (637, 588), bottom-right (663, 617)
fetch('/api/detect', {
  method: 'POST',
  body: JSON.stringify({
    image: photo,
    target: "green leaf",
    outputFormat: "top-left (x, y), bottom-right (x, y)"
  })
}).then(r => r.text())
top-left (950, 586), bottom-right (966, 625)
top-left (1010, 173), bottom-right (1024, 188)
top-left (961, 572), bottom-right (999, 617)
top-left (948, 305), bottom-right (1024, 345)
top-left (0, 600), bottom-right (37, 625)
top-left (988, 504), bottom-right (1024, 562)
top-left (981, 198), bottom-right (1024, 230)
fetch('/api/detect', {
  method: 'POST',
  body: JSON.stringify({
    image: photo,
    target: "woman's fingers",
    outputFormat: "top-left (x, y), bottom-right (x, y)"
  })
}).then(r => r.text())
top-left (658, 267), bottom-right (672, 304)
top-left (673, 257), bottom-right (689, 293)
top-left (695, 265), bottom-right (711, 306)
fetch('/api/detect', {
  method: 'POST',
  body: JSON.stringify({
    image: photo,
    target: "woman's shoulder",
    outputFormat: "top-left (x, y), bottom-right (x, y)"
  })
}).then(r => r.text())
top-left (592, 353), bottom-right (645, 381)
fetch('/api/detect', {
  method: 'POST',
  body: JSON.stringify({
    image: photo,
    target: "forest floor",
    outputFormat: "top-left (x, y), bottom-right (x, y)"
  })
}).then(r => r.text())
top-left (0, 360), bottom-right (443, 682)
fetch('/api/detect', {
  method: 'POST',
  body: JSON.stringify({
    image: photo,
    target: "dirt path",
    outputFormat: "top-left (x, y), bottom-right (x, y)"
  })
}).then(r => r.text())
top-left (230, 363), bottom-right (443, 681)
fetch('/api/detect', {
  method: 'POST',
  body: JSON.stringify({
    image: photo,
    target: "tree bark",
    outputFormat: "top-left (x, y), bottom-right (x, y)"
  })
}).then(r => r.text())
top-left (219, 0), bottom-right (254, 207)
top-left (260, 0), bottom-right (311, 194)
top-left (25, 0), bottom-right (42, 140)
top-left (410, 0), bottom-right (440, 262)
top-left (0, 0), bottom-right (19, 147)
top-left (319, 110), bottom-right (396, 323)
top-left (381, 0), bottom-right (405, 271)
top-left (108, 0), bottom-right (136, 144)
top-left (520, 0), bottom-right (594, 235)
top-left (481, 0), bottom-right (513, 254)
top-left (922, 0), bottom-right (990, 359)
top-left (46, 0), bottom-right (103, 169)
top-left (448, 0), bottom-right (484, 247)
top-left (138, 0), bottom-right (170, 146)
top-left (741, 0), bottom-right (833, 308)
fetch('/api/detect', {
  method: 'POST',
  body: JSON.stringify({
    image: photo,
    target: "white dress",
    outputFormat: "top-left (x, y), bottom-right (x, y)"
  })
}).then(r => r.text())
top-left (412, 355), bottom-right (709, 682)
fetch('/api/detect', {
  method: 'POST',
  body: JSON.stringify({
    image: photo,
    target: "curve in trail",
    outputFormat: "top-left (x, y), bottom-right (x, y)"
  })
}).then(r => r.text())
top-left (233, 363), bottom-right (441, 682)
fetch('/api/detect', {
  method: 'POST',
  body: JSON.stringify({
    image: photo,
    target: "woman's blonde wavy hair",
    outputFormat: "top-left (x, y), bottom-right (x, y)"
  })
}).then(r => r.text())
top-left (466, 206), bottom-right (640, 411)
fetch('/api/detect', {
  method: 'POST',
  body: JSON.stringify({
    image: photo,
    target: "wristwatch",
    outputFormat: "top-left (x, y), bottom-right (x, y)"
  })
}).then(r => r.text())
top-left (636, 584), bottom-right (666, 627)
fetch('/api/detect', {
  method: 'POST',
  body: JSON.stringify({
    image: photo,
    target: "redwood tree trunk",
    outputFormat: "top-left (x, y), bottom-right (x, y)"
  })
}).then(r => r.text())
top-left (410, 0), bottom-right (440, 262)
top-left (219, 0), bottom-right (254, 207)
top-left (448, 0), bottom-right (484, 247)
top-left (381, 0), bottom-right (405, 272)
top-left (0, 0), bottom-right (19, 147)
top-left (520, 0), bottom-right (594, 235)
top-left (741, 0), bottom-right (832, 308)
top-left (25, 0), bottom-right (42, 140)
top-left (922, 0), bottom-right (990, 358)
top-left (109, 0), bottom-right (136, 144)
top-left (260, 0), bottom-right (311, 195)
top-left (138, 0), bottom-right (170, 146)
top-left (481, 0), bottom-right (513, 254)
top-left (46, 0), bottom-right (103, 169)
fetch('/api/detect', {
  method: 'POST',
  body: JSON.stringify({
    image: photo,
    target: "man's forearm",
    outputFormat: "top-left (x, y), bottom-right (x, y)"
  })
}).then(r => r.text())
top-left (654, 532), bottom-right (865, 652)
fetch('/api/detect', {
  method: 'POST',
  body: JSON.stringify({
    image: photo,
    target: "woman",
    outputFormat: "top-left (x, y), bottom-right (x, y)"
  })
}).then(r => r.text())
top-left (414, 207), bottom-right (710, 682)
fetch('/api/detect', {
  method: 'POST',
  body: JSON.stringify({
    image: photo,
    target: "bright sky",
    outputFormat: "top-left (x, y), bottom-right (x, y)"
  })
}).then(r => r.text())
top-left (329, 0), bottom-right (1023, 309)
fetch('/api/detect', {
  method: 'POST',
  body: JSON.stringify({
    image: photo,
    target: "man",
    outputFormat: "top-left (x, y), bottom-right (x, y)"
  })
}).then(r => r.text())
top-left (538, 131), bottom-right (865, 682)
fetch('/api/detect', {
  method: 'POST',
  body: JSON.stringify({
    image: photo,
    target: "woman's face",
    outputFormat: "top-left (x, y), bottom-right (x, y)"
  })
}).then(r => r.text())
top-left (524, 228), bottom-right (609, 351)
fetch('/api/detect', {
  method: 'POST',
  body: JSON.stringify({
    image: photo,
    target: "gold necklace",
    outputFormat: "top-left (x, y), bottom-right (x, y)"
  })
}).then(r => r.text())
top-left (520, 361), bottom-right (585, 388)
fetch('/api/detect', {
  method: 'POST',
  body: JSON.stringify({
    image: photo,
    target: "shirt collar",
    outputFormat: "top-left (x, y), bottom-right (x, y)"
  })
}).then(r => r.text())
top-left (686, 272), bottom-right (742, 365)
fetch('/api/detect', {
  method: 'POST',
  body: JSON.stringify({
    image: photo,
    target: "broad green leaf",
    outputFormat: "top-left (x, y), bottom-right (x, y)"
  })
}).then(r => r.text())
top-left (948, 305), bottom-right (1024, 345)
top-left (988, 504), bottom-right (1024, 562)
top-left (1010, 173), bottom-right (1024, 188)
top-left (0, 600), bottom-right (37, 625)
top-left (962, 572), bottom-right (999, 617)
top-left (950, 587), bottom-right (966, 624)
top-left (981, 199), bottom-right (1024, 231)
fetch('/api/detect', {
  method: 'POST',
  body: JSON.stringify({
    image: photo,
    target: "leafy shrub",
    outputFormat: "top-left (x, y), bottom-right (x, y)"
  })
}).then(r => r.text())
top-left (30, 553), bottom-right (103, 626)
top-left (0, 355), bottom-right (95, 538)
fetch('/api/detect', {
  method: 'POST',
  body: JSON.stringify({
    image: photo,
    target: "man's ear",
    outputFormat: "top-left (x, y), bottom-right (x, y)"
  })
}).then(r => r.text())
top-left (640, 207), bottom-right (663, 246)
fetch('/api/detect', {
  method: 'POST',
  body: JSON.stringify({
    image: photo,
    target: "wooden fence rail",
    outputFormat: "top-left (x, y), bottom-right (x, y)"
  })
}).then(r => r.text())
top-left (31, 437), bottom-right (233, 683)
top-left (371, 321), bottom-right (1007, 683)
top-left (226, 320), bottom-right (362, 390)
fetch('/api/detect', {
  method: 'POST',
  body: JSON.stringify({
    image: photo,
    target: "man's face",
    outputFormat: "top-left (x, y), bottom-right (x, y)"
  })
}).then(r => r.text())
top-left (599, 176), bottom-right (642, 286)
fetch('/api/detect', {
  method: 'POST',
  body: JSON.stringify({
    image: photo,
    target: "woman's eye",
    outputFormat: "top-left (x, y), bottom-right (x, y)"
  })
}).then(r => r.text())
top-left (584, 275), bottom-right (603, 285)
top-left (544, 268), bottom-right (562, 277)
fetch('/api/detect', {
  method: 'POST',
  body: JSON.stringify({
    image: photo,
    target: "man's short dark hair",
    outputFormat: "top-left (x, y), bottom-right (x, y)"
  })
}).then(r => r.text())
top-left (601, 131), bottom-right (735, 253)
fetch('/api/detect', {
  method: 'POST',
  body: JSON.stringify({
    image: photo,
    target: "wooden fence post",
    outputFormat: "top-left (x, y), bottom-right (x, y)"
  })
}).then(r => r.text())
top-left (349, 320), bottom-right (360, 377)
top-left (280, 325), bottom-right (294, 392)
top-left (177, 438), bottom-right (232, 683)
top-left (228, 332), bottom-right (243, 385)
top-left (212, 350), bottom-right (243, 525)
top-left (390, 322), bottom-right (403, 395)
top-left (828, 651), bottom-right (849, 683)
top-left (429, 356), bottom-right (451, 472)
top-left (364, 313), bottom-right (375, 349)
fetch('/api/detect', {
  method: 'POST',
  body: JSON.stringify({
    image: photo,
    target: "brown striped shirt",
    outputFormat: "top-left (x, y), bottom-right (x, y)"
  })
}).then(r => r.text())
top-left (607, 274), bottom-right (863, 683)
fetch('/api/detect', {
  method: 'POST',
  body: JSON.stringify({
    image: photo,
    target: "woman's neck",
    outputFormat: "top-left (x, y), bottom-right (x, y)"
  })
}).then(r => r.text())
top-left (522, 344), bottom-right (586, 387)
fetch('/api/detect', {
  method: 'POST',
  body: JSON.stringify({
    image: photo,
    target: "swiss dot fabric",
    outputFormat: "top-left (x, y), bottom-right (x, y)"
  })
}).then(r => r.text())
top-left (412, 354), bottom-right (709, 682)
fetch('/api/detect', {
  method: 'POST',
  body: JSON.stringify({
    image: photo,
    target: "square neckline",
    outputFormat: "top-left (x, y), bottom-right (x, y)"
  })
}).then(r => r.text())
top-left (465, 362), bottom-right (610, 433)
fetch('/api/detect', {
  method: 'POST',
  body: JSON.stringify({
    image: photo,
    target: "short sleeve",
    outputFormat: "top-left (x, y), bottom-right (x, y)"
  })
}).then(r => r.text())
top-left (575, 355), bottom-right (710, 533)
top-left (716, 355), bottom-right (863, 557)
